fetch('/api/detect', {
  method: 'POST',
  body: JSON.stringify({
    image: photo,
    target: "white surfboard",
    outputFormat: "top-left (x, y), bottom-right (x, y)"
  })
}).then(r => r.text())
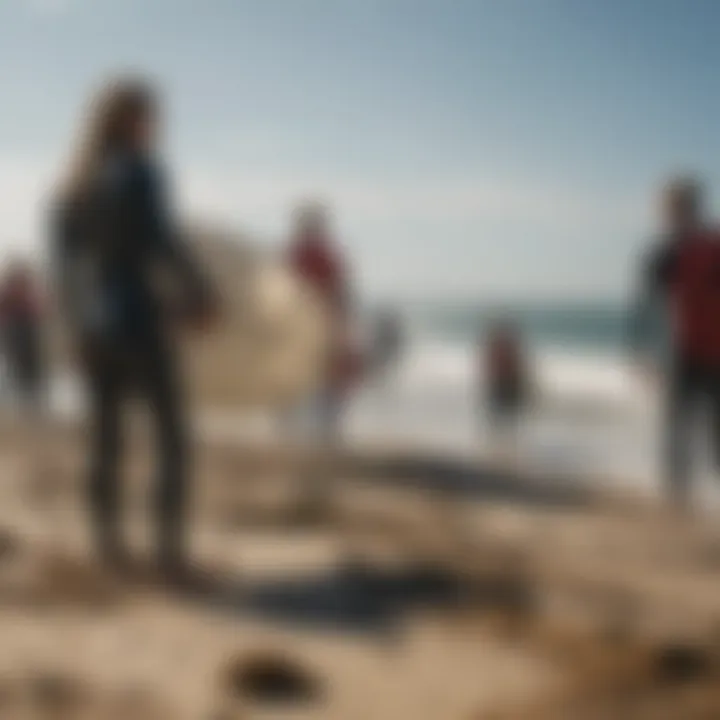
top-left (183, 227), bottom-right (331, 410)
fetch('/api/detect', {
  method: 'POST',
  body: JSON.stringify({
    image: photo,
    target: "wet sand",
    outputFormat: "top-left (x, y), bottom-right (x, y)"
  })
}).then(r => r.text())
top-left (0, 413), bottom-right (719, 718)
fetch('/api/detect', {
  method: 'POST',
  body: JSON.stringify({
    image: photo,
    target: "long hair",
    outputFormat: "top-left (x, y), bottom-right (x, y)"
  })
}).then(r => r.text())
top-left (62, 77), bottom-right (156, 202)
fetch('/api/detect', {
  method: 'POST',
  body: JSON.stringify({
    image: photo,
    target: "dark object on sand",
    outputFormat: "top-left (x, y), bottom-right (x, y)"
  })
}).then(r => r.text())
top-left (26, 672), bottom-right (91, 715)
top-left (651, 642), bottom-right (714, 685)
top-left (223, 651), bottom-right (323, 706)
top-left (0, 530), bottom-right (18, 562)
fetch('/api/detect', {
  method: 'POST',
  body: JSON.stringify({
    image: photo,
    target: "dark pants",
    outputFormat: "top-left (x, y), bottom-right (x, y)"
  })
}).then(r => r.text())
top-left (664, 356), bottom-right (720, 505)
top-left (486, 381), bottom-right (524, 435)
top-left (86, 334), bottom-right (187, 567)
top-left (4, 321), bottom-right (44, 408)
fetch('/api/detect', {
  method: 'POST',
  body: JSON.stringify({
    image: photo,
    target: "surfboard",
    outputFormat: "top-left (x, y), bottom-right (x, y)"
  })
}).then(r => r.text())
top-left (182, 227), bottom-right (331, 410)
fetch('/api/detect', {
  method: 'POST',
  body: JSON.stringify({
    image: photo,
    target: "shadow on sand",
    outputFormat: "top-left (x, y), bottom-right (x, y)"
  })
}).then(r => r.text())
top-left (199, 560), bottom-right (532, 636)
top-left (187, 454), bottom-right (579, 634)
top-left (348, 451), bottom-right (592, 509)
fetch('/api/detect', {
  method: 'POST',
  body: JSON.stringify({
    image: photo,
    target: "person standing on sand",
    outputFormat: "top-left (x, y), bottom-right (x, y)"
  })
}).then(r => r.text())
top-left (288, 202), bottom-right (355, 442)
top-left (287, 202), bottom-right (358, 518)
top-left (0, 261), bottom-right (45, 412)
top-left (51, 78), bottom-right (217, 581)
top-left (630, 177), bottom-right (720, 509)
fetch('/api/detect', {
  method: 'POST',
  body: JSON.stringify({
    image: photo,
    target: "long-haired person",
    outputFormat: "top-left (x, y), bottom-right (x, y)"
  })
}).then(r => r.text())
top-left (52, 78), bottom-right (215, 580)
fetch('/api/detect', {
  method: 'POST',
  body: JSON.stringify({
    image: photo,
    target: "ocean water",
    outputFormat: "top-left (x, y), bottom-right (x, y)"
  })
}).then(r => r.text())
top-left (403, 301), bottom-right (630, 352)
top-left (347, 302), bottom-right (719, 505)
top-left (37, 301), bottom-right (719, 505)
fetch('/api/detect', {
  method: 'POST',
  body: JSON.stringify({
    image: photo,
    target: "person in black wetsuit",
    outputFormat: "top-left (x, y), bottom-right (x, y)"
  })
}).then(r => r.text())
top-left (52, 78), bottom-right (216, 579)
top-left (630, 176), bottom-right (720, 508)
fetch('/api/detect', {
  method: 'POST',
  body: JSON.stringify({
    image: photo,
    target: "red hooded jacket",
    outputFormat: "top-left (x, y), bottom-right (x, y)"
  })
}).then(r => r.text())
top-left (289, 234), bottom-right (360, 389)
top-left (289, 234), bottom-right (347, 315)
top-left (669, 228), bottom-right (720, 363)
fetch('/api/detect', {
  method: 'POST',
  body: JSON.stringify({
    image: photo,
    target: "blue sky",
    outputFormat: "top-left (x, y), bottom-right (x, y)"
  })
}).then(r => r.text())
top-left (1, 0), bottom-right (718, 301)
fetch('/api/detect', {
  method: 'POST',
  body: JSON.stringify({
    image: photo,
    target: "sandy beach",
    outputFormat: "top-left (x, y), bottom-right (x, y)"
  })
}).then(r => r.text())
top-left (3, 1), bottom-right (719, 717)
top-left (0, 411), bottom-right (716, 719)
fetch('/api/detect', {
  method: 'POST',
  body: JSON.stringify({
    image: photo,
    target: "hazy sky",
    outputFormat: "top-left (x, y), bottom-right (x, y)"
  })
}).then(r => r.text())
top-left (1, 0), bottom-right (718, 301)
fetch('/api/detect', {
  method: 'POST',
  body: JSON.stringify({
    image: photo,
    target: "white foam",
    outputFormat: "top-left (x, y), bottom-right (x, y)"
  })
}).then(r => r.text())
top-left (389, 337), bottom-right (645, 409)
top-left (346, 337), bottom-right (665, 493)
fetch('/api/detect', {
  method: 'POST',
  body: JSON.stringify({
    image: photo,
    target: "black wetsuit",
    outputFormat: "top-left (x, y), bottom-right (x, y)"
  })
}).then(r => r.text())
top-left (53, 152), bottom-right (209, 568)
top-left (630, 234), bottom-right (720, 503)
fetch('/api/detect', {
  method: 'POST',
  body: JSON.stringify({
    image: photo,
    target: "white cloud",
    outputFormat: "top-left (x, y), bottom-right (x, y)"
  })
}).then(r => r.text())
top-left (1, 149), bottom-right (646, 243)
top-left (178, 166), bottom-right (646, 236)
top-left (0, 153), bottom-right (648, 298)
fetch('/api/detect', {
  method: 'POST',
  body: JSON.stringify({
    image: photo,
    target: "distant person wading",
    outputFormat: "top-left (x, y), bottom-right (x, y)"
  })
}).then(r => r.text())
top-left (52, 78), bottom-right (217, 580)
top-left (482, 320), bottom-right (530, 453)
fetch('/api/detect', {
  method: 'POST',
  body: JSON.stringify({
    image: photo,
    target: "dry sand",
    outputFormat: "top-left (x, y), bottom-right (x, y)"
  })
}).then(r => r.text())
top-left (0, 413), bottom-right (719, 718)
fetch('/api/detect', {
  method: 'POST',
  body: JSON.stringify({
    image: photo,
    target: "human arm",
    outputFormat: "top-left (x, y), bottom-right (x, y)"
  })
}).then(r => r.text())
top-left (129, 160), bottom-right (217, 324)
